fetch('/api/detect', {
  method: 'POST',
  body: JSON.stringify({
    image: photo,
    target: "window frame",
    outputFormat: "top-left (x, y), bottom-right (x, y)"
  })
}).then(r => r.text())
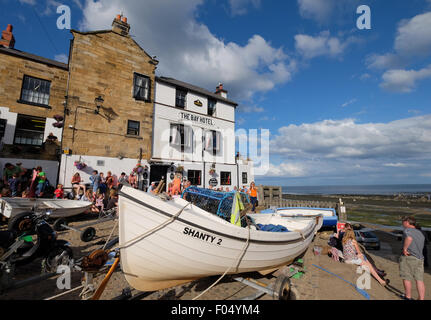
top-left (175, 88), bottom-right (187, 109)
top-left (133, 72), bottom-right (151, 102)
top-left (220, 171), bottom-right (232, 186)
top-left (127, 120), bottom-right (140, 137)
top-left (188, 170), bottom-right (202, 186)
top-left (208, 98), bottom-right (217, 117)
top-left (13, 114), bottom-right (46, 146)
top-left (242, 172), bottom-right (248, 185)
top-left (18, 75), bottom-right (52, 108)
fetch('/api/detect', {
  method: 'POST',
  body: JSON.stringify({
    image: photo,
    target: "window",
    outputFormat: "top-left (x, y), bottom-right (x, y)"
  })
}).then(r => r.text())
top-left (176, 88), bottom-right (187, 108)
top-left (188, 170), bottom-right (202, 186)
top-left (127, 120), bottom-right (140, 136)
top-left (221, 172), bottom-right (231, 186)
top-left (20, 75), bottom-right (51, 106)
top-left (208, 99), bottom-right (217, 116)
top-left (242, 172), bottom-right (248, 185)
top-left (133, 73), bottom-right (151, 101)
top-left (14, 114), bottom-right (45, 146)
top-left (204, 130), bottom-right (221, 156)
top-left (170, 124), bottom-right (192, 149)
top-left (0, 119), bottom-right (6, 139)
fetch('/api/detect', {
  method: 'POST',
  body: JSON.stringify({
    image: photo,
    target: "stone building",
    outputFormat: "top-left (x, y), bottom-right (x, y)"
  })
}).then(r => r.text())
top-left (1, 15), bottom-right (254, 191)
top-left (0, 24), bottom-right (68, 184)
top-left (58, 15), bottom-right (158, 188)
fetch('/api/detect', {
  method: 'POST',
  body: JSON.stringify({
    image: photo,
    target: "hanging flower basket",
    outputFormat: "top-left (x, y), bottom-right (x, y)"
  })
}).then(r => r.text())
top-left (54, 114), bottom-right (64, 122)
top-left (74, 161), bottom-right (87, 170)
top-left (133, 162), bottom-right (144, 174)
top-left (53, 122), bottom-right (64, 128)
top-left (209, 168), bottom-right (216, 175)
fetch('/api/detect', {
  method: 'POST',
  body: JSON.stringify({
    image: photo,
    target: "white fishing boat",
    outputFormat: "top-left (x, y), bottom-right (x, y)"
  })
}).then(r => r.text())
top-left (0, 198), bottom-right (93, 219)
top-left (261, 207), bottom-right (338, 228)
top-left (118, 186), bottom-right (322, 292)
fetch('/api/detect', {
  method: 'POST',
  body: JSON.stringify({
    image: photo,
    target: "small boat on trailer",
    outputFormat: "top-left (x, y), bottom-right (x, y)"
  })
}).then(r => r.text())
top-left (260, 207), bottom-right (338, 228)
top-left (118, 186), bottom-right (322, 292)
top-left (0, 198), bottom-right (93, 219)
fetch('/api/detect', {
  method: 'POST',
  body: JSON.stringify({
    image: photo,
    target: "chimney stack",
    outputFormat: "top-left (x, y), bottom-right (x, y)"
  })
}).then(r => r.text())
top-left (0, 24), bottom-right (15, 49)
top-left (112, 14), bottom-right (130, 36)
top-left (215, 83), bottom-right (228, 99)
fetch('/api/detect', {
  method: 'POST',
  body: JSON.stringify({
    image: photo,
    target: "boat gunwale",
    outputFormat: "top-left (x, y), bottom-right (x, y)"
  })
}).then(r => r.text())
top-left (119, 190), bottom-right (319, 246)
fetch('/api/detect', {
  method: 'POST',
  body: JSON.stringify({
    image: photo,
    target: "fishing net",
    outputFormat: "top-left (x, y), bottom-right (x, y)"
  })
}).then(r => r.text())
top-left (182, 187), bottom-right (251, 223)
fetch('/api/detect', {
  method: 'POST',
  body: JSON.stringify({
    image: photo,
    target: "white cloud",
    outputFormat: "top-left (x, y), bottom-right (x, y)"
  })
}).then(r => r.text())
top-left (341, 98), bottom-right (357, 108)
top-left (271, 115), bottom-right (431, 160)
top-left (380, 65), bottom-right (431, 93)
top-left (297, 0), bottom-right (360, 24)
top-left (228, 0), bottom-right (261, 16)
top-left (383, 163), bottom-right (408, 168)
top-left (18, 0), bottom-right (36, 5)
top-left (295, 31), bottom-right (356, 59)
top-left (237, 105), bottom-right (265, 113)
top-left (367, 12), bottom-right (431, 70)
top-left (79, 0), bottom-right (295, 101)
top-left (265, 162), bottom-right (307, 178)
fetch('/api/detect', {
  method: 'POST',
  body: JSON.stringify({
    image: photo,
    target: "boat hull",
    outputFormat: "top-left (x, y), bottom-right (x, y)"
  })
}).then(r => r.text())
top-left (0, 198), bottom-right (93, 219)
top-left (261, 207), bottom-right (338, 228)
top-left (118, 187), bottom-right (322, 292)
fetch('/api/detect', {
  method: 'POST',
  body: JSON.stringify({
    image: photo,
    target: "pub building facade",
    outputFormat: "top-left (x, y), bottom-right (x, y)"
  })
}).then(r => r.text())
top-left (151, 77), bottom-right (254, 190)
top-left (0, 15), bottom-right (254, 191)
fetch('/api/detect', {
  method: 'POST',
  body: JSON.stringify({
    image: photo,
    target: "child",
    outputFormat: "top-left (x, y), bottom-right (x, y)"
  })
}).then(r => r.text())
top-left (8, 173), bottom-right (20, 197)
top-left (95, 192), bottom-right (104, 213)
top-left (54, 184), bottom-right (64, 199)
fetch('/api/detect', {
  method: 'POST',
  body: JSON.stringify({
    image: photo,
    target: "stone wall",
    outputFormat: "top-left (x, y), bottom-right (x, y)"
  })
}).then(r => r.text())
top-left (0, 52), bottom-right (68, 125)
top-left (62, 28), bottom-right (157, 161)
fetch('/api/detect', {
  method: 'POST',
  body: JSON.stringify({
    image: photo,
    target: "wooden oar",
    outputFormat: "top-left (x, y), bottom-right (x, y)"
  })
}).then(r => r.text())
top-left (91, 256), bottom-right (120, 300)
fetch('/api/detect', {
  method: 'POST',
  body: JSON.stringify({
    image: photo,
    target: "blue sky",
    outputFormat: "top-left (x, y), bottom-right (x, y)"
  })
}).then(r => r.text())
top-left (2, 0), bottom-right (431, 186)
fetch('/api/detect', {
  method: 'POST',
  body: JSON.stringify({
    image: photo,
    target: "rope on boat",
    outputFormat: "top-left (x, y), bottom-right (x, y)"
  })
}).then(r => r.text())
top-left (103, 219), bottom-right (119, 250)
top-left (110, 203), bottom-right (191, 252)
top-left (192, 222), bottom-right (251, 301)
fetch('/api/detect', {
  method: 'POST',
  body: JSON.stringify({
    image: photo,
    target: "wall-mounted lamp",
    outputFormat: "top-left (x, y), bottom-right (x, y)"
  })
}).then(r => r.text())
top-left (94, 96), bottom-right (104, 114)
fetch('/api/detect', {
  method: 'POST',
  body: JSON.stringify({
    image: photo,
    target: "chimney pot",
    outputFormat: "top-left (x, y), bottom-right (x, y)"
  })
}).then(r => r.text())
top-left (122, 16), bottom-right (128, 23)
top-left (116, 14), bottom-right (121, 20)
top-left (0, 24), bottom-right (15, 49)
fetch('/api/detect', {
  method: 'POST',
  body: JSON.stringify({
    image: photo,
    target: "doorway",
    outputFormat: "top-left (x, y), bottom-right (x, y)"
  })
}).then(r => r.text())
top-left (150, 165), bottom-right (169, 192)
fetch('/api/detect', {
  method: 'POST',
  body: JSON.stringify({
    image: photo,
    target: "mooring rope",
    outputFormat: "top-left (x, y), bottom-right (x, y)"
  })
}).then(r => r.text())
top-left (111, 203), bottom-right (191, 252)
top-left (192, 222), bottom-right (251, 301)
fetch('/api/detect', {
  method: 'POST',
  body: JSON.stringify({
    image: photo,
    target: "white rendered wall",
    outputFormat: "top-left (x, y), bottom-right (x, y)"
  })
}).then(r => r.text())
top-left (0, 107), bottom-right (63, 144)
top-left (59, 154), bottom-right (149, 188)
top-left (0, 158), bottom-right (59, 184)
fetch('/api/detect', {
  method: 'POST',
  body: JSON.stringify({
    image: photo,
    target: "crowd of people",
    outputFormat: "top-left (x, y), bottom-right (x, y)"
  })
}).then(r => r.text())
top-left (1, 163), bottom-right (260, 215)
top-left (1, 162), bottom-right (53, 198)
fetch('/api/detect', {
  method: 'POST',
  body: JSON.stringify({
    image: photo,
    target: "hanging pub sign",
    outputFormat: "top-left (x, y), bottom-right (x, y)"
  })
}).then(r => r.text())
top-left (209, 178), bottom-right (218, 187)
top-left (180, 112), bottom-right (214, 126)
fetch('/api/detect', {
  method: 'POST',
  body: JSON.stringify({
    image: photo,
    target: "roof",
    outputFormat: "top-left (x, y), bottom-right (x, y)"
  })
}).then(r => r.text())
top-left (156, 76), bottom-right (238, 107)
top-left (0, 46), bottom-right (68, 70)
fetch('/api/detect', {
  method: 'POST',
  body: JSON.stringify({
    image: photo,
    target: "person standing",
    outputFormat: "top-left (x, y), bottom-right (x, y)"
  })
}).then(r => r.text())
top-left (89, 170), bottom-right (101, 193)
top-left (399, 216), bottom-right (426, 300)
top-left (248, 182), bottom-right (258, 213)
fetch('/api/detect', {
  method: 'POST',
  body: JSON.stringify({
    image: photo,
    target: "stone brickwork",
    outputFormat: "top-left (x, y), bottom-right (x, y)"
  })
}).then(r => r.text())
top-left (0, 47), bottom-right (68, 161)
top-left (62, 23), bottom-right (157, 161)
top-left (0, 51), bottom-right (68, 123)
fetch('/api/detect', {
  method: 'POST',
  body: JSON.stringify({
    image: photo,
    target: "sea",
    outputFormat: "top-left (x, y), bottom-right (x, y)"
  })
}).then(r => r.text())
top-left (281, 184), bottom-right (431, 196)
